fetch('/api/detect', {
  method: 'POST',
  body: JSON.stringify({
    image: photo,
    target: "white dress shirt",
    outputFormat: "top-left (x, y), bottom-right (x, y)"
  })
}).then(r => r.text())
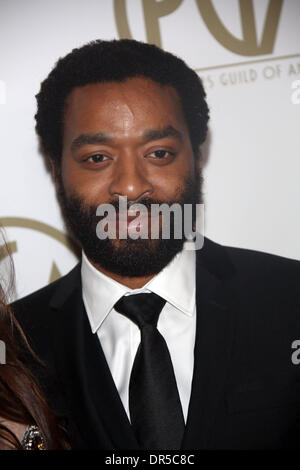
top-left (81, 246), bottom-right (197, 423)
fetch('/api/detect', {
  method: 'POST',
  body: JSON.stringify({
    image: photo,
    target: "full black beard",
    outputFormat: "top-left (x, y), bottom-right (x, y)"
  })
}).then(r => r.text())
top-left (57, 171), bottom-right (201, 277)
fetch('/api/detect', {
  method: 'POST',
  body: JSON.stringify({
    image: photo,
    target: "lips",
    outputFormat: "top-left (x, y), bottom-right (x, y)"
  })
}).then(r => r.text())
top-left (99, 209), bottom-right (160, 238)
top-left (114, 212), bottom-right (160, 236)
top-left (117, 213), bottom-right (152, 230)
top-left (118, 214), bottom-right (143, 223)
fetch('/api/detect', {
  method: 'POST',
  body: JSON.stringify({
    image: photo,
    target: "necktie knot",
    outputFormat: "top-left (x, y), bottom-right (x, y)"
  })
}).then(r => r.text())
top-left (114, 293), bottom-right (166, 328)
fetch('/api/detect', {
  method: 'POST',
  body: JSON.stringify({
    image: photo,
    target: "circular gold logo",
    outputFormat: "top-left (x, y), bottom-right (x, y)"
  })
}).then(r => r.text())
top-left (0, 217), bottom-right (79, 283)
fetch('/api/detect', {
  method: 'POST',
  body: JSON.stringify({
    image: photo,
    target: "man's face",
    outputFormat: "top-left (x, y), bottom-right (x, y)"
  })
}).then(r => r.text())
top-left (58, 76), bottom-right (200, 277)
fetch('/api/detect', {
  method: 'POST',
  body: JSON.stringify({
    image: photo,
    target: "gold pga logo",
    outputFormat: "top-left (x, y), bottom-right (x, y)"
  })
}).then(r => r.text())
top-left (0, 217), bottom-right (79, 283)
top-left (114, 0), bottom-right (283, 57)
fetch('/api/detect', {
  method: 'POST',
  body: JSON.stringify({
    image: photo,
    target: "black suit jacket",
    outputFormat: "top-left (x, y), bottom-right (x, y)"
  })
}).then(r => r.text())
top-left (12, 238), bottom-right (300, 449)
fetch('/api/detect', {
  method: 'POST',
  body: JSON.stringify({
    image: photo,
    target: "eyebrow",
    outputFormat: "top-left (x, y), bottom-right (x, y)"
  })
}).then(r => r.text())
top-left (71, 132), bottom-right (112, 152)
top-left (70, 125), bottom-right (183, 152)
top-left (142, 125), bottom-right (183, 143)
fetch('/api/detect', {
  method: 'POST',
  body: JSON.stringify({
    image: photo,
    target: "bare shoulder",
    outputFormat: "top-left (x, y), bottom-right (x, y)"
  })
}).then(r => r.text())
top-left (0, 419), bottom-right (27, 450)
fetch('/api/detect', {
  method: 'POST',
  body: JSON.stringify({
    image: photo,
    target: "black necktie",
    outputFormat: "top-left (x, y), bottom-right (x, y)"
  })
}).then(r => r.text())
top-left (114, 293), bottom-right (185, 450)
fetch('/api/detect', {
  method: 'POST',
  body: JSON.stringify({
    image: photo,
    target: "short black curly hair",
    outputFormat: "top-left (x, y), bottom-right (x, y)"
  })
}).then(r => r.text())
top-left (35, 39), bottom-right (209, 167)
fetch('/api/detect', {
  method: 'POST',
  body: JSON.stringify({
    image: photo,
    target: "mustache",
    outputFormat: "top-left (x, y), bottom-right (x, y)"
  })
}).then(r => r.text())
top-left (97, 197), bottom-right (184, 212)
top-left (57, 173), bottom-right (200, 220)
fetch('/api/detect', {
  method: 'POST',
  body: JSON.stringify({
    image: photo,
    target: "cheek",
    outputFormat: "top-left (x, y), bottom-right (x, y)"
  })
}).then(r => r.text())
top-left (151, 175), bottom-right (192, 201)
top-left (60, 156), bottom-right (106, 201)
top-left (155, 154), bottom-right (195, 191)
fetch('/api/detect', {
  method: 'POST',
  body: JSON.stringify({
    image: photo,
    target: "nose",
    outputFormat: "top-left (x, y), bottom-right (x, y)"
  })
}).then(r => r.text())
top-left (109, 152), bottom-right (153, 202)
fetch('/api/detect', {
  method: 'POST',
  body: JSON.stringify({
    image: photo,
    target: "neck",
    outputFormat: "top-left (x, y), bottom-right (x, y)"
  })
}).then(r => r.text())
top-left (89, 259), bottom-right (155, 289)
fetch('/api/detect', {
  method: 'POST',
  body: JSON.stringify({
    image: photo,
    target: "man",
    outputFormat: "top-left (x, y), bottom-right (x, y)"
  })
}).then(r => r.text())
top-left (13, 39), bottom-right (300, 450)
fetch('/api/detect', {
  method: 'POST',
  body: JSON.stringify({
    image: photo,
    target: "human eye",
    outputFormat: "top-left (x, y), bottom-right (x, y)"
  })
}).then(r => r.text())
top-left (84, 153), bottom-right (110, 164)
top-left (146, 149), bottom-right (176, 163)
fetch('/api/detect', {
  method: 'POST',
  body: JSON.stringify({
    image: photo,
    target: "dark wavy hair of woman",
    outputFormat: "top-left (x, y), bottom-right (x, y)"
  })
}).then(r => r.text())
top-left (0, 236), bottom-right (70, 449)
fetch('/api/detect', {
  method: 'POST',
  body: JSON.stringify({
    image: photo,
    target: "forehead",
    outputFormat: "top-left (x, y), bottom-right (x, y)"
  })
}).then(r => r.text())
top-left (63, 77), bottom-right (188, 137)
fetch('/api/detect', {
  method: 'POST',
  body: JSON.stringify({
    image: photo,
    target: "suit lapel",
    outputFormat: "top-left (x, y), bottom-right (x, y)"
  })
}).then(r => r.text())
top-left (48, 237), bottom-right (236, 450)
top-left (182, 239), bottom-right (236, 449)
top-left (50, 264), bottom-right (138, 449)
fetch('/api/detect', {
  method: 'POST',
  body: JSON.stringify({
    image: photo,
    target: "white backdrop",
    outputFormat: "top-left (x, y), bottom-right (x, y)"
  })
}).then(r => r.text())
top-left (0, 0), bottom-right (299, 300)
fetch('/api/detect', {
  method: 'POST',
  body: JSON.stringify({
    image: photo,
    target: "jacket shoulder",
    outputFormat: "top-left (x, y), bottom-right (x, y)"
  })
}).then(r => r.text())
top-left (201, 237), bottom-right (300, 296)
top-left (224, 243), bottom-right (300, 269)
top-left (216, 242), bottom-right (300, 309)
top-left (12, 263), bottom-right (81, 319)
top-left (200, 237), bottom-right (300, 278)
top-left (223, 243), bottom-right (300, 282)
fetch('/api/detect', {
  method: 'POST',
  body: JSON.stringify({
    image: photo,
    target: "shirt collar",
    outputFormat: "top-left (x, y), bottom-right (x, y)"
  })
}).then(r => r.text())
top-left (81, 244), bottom-right (196, 334)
